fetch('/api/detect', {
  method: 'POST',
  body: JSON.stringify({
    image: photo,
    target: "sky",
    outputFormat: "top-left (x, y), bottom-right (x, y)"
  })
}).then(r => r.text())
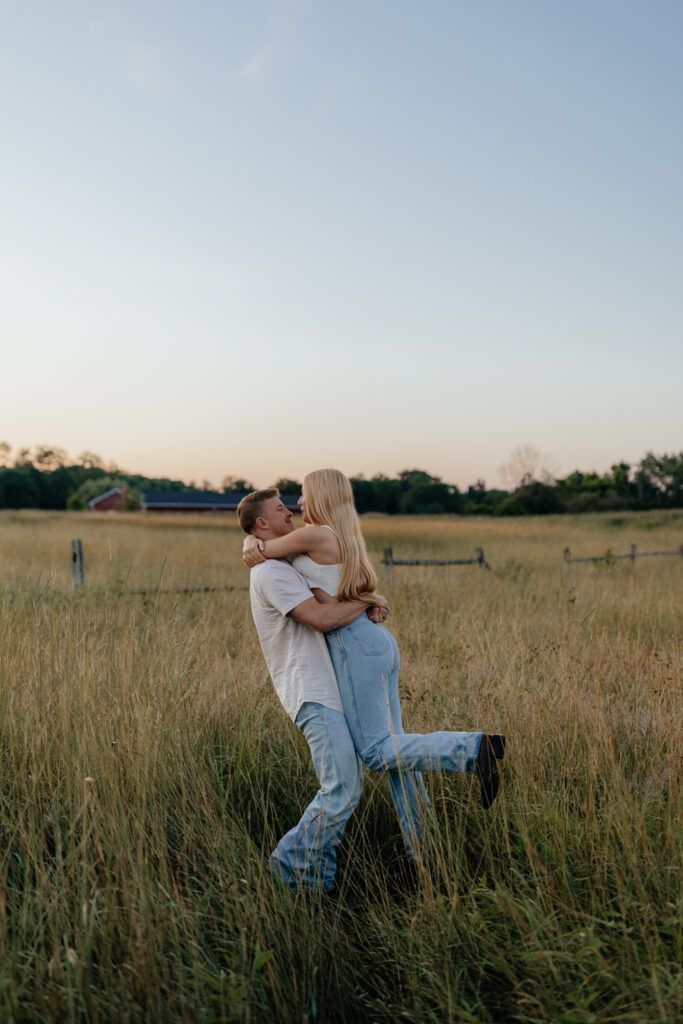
top-left (1, 0), bottom-right (682, 490)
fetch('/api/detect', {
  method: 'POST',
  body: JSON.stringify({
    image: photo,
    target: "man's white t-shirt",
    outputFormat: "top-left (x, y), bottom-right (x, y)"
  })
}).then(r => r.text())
top-left (249, 559), bottom-right (344, 722)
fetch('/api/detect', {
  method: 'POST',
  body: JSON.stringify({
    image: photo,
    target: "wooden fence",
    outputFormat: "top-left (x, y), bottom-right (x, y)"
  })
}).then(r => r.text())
top-left (381, 546), bottom-right (489, 583)
top-left (70, 539), bottom-right (84, 587)
top-left (69, 539), bottom-right (681, 592)
top-left (563, 543), bottom-right (683, 565)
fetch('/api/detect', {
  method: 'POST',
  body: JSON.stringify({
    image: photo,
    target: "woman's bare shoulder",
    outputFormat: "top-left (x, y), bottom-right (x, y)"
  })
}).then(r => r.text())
top-left (299, 525), bottom-right (333, 539)
top-left (294, 524), bottom-right (339, 561)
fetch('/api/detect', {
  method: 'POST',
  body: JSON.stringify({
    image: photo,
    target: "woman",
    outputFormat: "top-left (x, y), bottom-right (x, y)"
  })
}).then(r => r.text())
top-left (243, 469), bottom-right (505, 863)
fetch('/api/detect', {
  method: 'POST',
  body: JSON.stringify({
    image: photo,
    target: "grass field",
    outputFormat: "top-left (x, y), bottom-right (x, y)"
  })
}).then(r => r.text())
top-left (0, 509), bottom-right (681, 1022)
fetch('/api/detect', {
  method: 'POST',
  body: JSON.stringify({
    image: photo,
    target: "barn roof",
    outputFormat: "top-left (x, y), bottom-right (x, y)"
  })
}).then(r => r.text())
top-left (88, 487), bottom-right (124, 508)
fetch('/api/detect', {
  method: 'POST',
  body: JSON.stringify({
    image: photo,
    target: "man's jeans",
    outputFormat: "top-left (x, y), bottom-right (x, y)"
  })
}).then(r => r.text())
top-left (326, 617), bottom-right (483, 861)
top-left (269, 701), bottom-right (363, 893)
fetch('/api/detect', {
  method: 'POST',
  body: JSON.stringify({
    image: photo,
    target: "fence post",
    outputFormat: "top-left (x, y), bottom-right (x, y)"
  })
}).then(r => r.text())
top-left (630, 543), bottom-right (637, 566)
top-left (383, 547), bottom-right (394, 584)
top-left (71, 539), bottom-right (84, 588)
top-left (476, 547), bottom-right (488, 570)
top-left (563, 547), bottom-right (571, 564)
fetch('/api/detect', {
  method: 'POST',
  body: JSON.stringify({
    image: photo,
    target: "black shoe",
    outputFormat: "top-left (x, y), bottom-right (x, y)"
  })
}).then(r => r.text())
top-left (477, 734), bottom-right (506, 809)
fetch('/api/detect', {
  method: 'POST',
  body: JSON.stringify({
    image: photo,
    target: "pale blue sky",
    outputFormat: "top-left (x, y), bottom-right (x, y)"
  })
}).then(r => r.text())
top-left (1, 0), bottom-right (681, 489)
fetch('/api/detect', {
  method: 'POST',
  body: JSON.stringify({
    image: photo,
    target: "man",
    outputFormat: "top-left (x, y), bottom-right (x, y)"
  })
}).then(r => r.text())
top-left (236, 487), bottom-right (380, 895)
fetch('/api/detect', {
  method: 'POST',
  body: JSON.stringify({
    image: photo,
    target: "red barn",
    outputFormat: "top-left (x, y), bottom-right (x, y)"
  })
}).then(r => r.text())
top-left (88, 487), bottom-right (125, 512)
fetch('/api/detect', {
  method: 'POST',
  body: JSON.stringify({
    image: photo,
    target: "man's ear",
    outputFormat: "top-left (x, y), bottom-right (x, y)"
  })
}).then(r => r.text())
top-left (254, 515), bottom-right (268, 531)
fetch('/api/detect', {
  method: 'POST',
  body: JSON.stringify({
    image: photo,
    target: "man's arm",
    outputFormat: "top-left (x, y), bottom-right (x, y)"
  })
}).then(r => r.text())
top-left (256, 560), bottom-right (389, 631)
top-left (309, 586), bottom-right (390, 623)
top-left (289, 596), bottom-right (369, 633)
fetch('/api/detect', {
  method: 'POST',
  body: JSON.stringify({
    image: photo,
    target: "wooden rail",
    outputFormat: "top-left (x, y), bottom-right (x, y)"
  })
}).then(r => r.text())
top-left (381, 546), bottom-right (489, 582)
top-left (69, 538), bottom-right (681, 593)
top-left (129, 585), bottom-right (247, 595)
top-left (563, 544), bottom-right (683, 564)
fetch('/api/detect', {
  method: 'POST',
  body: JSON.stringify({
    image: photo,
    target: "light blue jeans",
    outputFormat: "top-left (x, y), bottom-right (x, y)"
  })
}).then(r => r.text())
top-left (325, 616), bottom-right (483, 861)
top-left (269, 701), bottom-right (363, 893)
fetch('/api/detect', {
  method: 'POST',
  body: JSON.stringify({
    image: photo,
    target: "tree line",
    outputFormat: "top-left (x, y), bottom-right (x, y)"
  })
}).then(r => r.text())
top-left (0, 443), bottom-right (681, 516)
top-left (348, 457), bottom-right (683, 515)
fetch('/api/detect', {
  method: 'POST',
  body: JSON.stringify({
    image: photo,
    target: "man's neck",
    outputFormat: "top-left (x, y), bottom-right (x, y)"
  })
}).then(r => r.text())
top-left (253, 529), bottom-right (276, 542)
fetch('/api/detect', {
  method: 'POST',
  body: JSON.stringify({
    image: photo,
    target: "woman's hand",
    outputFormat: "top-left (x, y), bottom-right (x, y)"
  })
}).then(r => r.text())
top-left (363, 592), bottom-right (389, 623)
top-left (242, 536), bottom-right (266, 568)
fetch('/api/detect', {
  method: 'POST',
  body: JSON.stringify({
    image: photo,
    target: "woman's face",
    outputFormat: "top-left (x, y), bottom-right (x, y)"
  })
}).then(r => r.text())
top-left (298, 491), bottom-right (312, 524)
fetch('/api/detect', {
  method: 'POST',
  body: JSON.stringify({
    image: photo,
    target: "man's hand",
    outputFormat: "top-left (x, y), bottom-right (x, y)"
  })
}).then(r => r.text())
top-left (243, 536), bottom-right (266, 568)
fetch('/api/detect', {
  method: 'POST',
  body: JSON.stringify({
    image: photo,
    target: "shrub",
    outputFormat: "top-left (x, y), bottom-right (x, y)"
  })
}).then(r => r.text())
top-left (496, 482), bottom-right (563, 516)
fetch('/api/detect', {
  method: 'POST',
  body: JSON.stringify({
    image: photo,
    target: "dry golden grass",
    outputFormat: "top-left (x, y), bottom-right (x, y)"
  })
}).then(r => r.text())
top-left (0, 508), bottom-right (681, 1022)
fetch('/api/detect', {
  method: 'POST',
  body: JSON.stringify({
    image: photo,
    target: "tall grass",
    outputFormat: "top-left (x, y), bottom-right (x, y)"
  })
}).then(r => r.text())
top-left (0, 510), bottom-right (681, 1022)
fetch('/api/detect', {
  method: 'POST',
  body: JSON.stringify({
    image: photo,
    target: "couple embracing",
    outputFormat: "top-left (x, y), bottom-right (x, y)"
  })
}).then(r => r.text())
top-left (237, 469), bottom-right (505, 896)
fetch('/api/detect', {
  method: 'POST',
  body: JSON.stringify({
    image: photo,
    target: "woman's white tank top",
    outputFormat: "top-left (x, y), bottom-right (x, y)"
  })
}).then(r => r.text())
top-left (291, 525), bottom-right (341, 597)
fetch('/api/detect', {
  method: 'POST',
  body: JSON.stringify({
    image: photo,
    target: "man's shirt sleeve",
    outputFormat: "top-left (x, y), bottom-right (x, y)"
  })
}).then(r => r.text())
top-left (255, 561), bottom-right (313, 617)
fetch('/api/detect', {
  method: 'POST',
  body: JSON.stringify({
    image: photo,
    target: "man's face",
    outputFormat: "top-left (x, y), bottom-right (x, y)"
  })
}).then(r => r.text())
top-left (258, 495), bottom-right (294, 537)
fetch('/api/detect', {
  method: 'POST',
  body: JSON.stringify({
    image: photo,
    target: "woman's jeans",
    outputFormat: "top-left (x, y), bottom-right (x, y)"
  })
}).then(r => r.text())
top-left (326, 616), bottom-right (483, 861)
top-left (270, 702), bottom-right (363, 893)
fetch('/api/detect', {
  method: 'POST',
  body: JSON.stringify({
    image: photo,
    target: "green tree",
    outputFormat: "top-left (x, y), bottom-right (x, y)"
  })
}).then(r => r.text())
top-left (13, 447), bottom-right (33, 467)
top-left (368, 474), bottom-right (402, 514)
top-left (642, 451), bottom-right (683, 506)
top-left (610, 462), bottom-right (631, 498)
top-left (0, 468), bottom-right (41, 508)
top-left (39, 466), bottom-right (78, 510)
top-left (77, 451), bottom-right (104, 469)
top-left (33, 445), bottom-right (68, 471)
top-left (496, 481), bottom-right (562, 516)
top-left (273, 478), bottom-right (301, 494)
top-left (350, 476), bottom-right (381, 514)
top-left (401, 481), bottom-right (462, 515)
top-left (221, 475), bottom-right (254, 493)
top-left (397, 469), bottom-right (441, 491)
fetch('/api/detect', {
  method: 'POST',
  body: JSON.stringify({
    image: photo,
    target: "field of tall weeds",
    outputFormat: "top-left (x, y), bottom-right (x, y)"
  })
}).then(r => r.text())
top-left (0, 509), bottom-right (681, 1022)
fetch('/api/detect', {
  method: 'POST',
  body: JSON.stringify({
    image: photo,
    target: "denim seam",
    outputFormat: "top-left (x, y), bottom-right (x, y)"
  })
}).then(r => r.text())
top-left (330, 632), bottom-right (370, 753)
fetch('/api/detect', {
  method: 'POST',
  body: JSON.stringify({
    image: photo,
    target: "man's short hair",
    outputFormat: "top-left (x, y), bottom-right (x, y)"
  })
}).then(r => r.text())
top-left (236, 487), bottom-right (279, 534)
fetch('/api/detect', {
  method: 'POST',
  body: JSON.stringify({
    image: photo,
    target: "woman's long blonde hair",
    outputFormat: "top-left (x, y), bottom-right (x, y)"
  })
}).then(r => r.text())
top-left (302, 468), bottom-right (377, 602)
